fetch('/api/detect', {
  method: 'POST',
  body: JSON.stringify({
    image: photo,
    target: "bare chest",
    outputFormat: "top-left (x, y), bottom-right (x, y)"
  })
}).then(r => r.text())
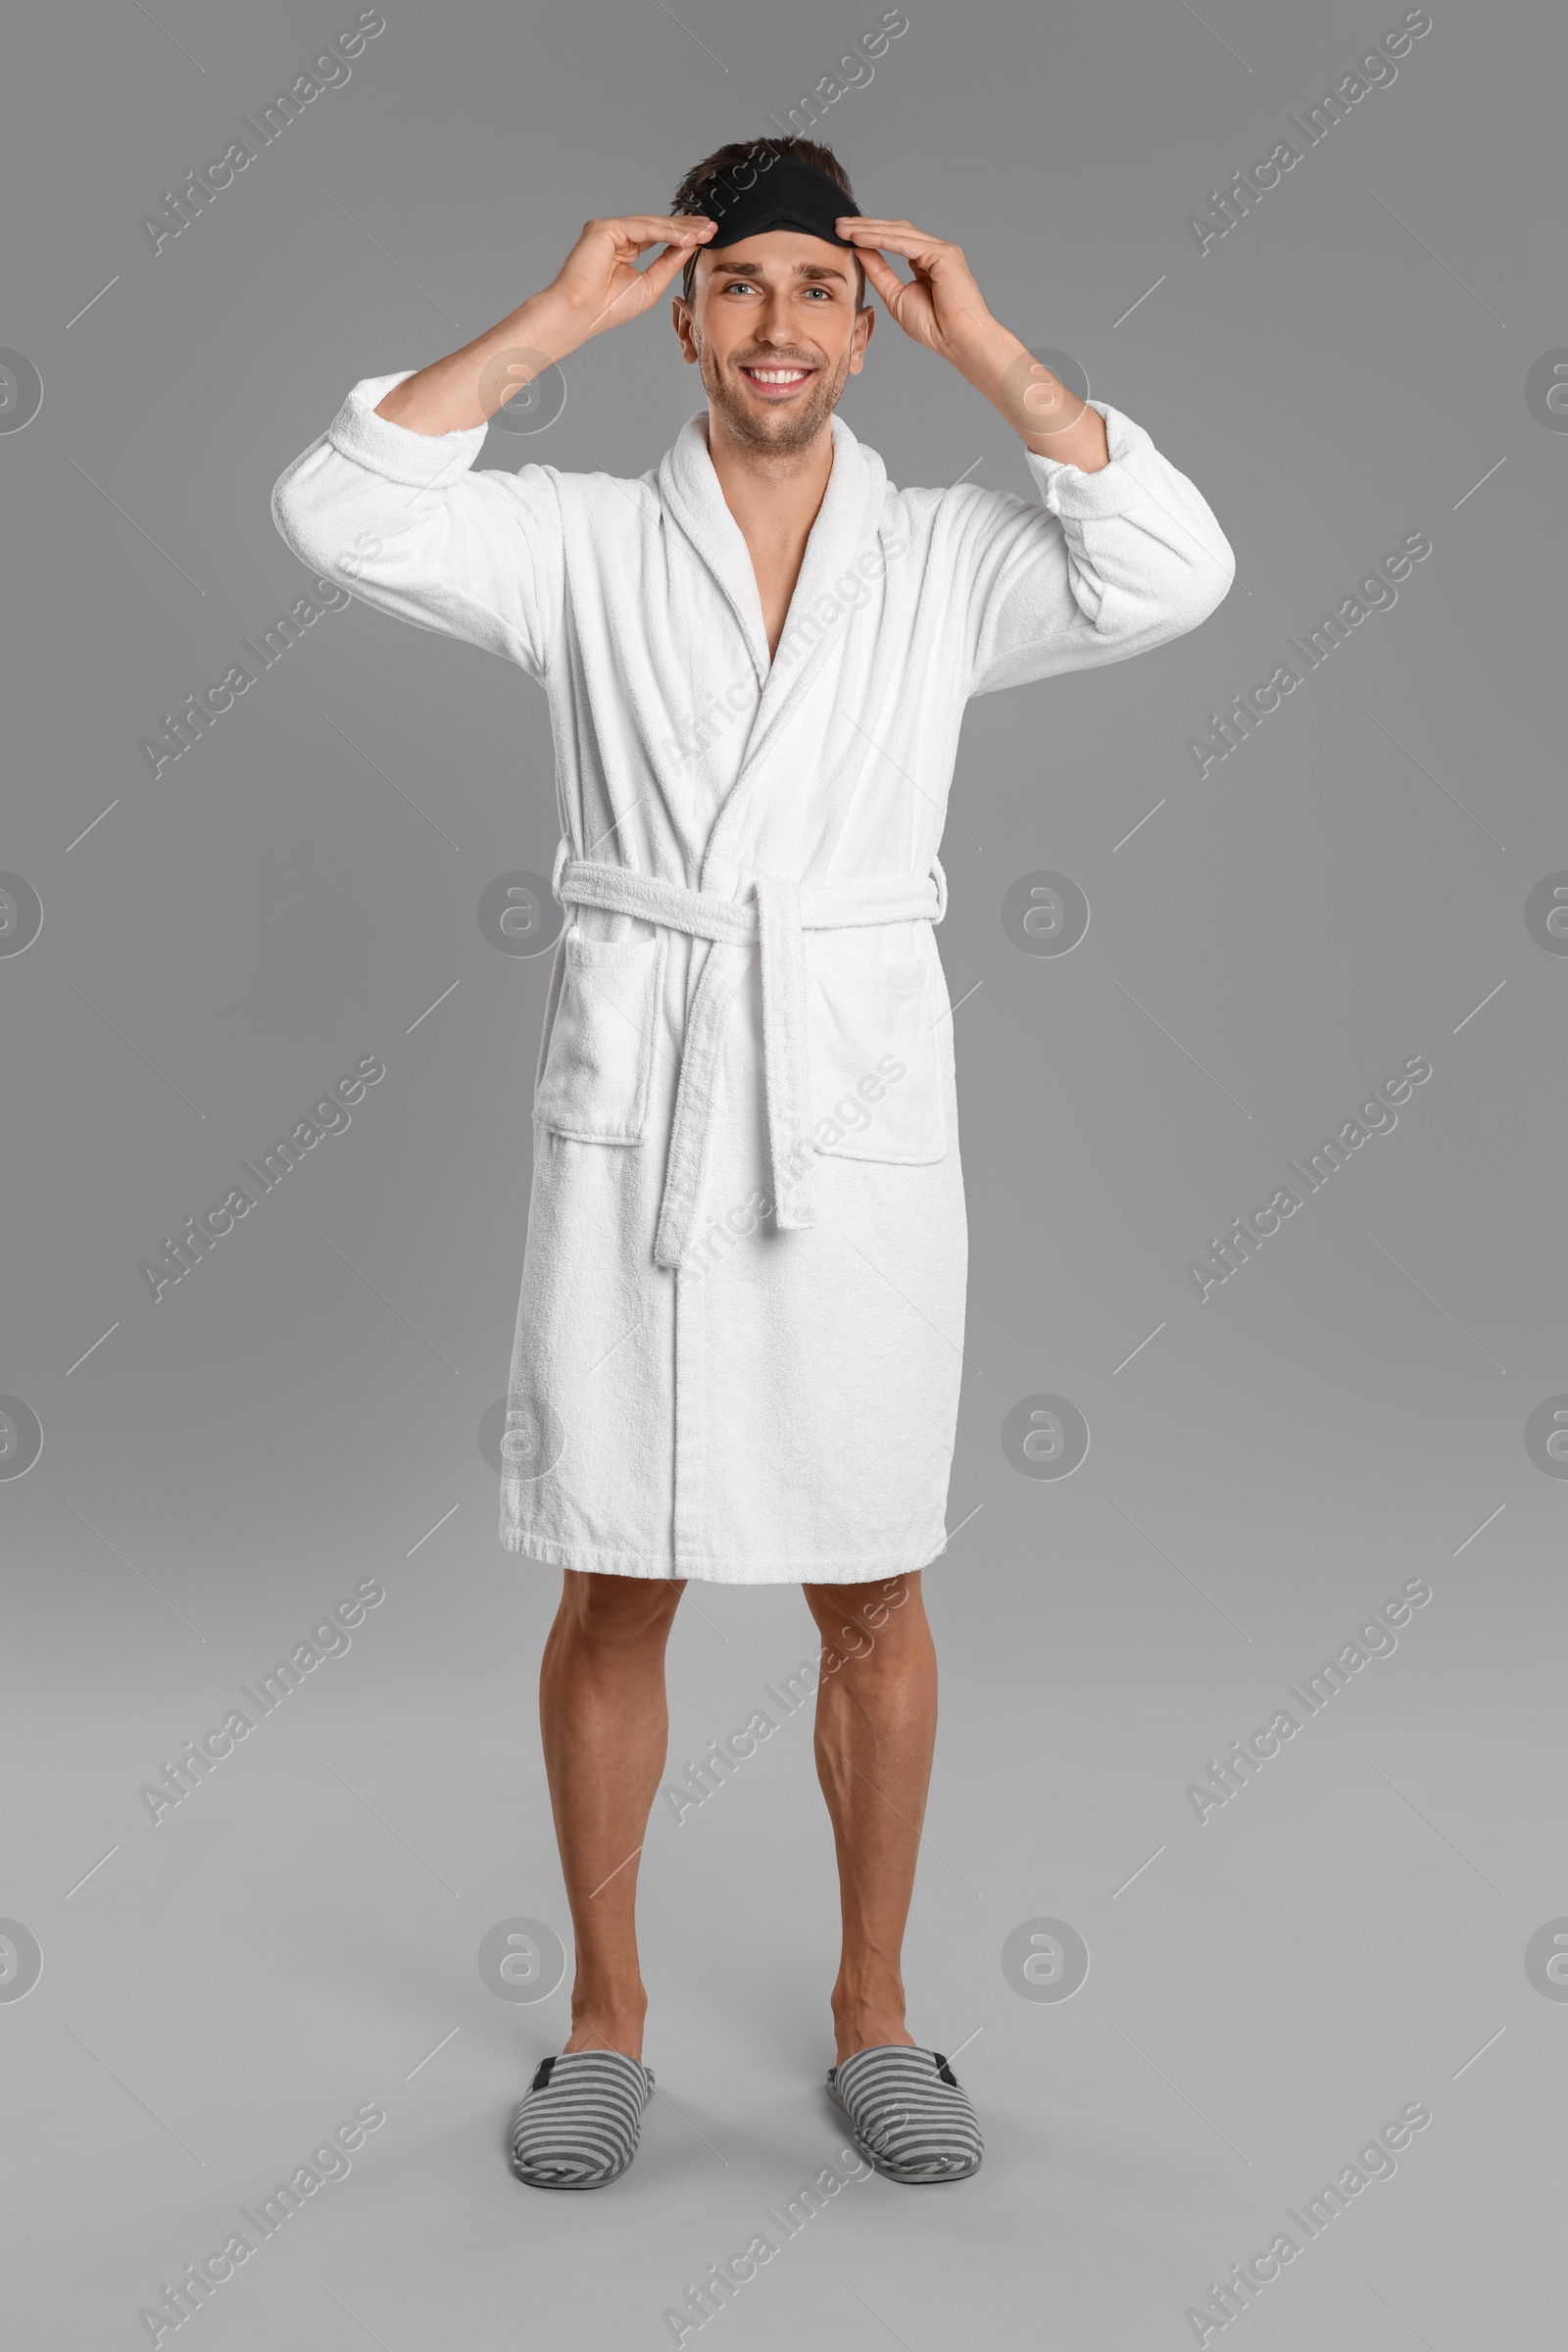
top-left (741, 532), bottom-right (811, 662)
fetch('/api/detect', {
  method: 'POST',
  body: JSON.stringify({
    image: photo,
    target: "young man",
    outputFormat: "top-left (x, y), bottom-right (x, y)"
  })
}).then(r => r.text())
top-left (273, 136), bottom-right (1234, 2189)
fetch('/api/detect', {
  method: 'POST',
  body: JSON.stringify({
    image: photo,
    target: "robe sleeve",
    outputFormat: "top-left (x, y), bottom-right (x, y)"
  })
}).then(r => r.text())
top-left (957, 399), bottom-right (1236, 699)
top-left (270, 371), bottom-right (564, 681)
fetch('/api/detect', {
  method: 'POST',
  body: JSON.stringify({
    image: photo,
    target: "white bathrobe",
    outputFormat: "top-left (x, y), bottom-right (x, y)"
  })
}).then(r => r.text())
top-left (272, 372), bottom-right (1233, 1584)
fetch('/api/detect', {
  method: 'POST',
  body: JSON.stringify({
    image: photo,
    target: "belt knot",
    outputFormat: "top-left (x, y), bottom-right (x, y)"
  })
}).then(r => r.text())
top-left (555, 851), bottom-right (944, 1269)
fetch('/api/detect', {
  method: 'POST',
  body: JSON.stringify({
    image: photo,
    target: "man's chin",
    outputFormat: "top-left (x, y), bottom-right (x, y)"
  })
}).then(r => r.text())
top-left (710, 370), bottom-right (840, 452)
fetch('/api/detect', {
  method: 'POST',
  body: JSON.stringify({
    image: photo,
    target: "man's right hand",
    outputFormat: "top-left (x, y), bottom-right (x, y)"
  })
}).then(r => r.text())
top-left (548, 215), bottom-right (715, 341)
top-left (374, 214), bottom-right (714, 437)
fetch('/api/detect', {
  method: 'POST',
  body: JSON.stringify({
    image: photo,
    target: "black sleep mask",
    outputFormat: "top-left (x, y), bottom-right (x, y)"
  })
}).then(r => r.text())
top-left (693, 153), bottom-right (862, 250)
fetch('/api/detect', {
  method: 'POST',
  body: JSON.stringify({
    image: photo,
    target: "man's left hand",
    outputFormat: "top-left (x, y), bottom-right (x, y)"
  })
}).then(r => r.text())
top-left (837, 217), bottom-right (996, 364)
top-left (839, 216), bottom-right (1110, 474)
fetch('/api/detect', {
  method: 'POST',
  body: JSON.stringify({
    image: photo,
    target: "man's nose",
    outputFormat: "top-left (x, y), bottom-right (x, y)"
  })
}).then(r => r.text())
top-left (752, 295), bottom-right (804, 342)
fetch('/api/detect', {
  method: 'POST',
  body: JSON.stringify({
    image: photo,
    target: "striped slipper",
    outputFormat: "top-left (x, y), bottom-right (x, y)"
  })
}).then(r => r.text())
top-left (827, 2044), bottom-right (984, 2183)
top-left (509, 2050), bottom-right (654, 2190)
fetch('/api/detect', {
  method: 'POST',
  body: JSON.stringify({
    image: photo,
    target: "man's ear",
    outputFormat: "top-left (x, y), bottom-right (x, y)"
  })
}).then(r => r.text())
top-left (670, 294), bottom-right (699, 364)
top-left (849, 304), bottom-right (875, 374)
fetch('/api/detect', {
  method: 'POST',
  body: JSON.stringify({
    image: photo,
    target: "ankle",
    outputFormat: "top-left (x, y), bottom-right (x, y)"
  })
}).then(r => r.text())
top-left (831, 1982), bottom-right (912, 2065)
top-left (564, 1987), bottom-right (648, 2061)
top-left (833, 2018), bottom-right (914, 2065)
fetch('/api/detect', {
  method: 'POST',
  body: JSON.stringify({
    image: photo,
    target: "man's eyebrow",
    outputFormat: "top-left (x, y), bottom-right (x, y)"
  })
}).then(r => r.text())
top-left (708, 255), bottom-right (852, 282)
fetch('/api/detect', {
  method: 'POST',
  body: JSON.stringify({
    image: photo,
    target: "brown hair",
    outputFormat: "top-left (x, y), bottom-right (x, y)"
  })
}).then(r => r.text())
top-left (670, 136), bottom-right (865, 311)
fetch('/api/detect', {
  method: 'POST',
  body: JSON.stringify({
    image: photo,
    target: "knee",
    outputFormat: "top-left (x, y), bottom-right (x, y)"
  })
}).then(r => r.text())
top-left (560, 1572), bottom-right (684, 1650)
top-left (804, 1575), bottom-right (924, 1662)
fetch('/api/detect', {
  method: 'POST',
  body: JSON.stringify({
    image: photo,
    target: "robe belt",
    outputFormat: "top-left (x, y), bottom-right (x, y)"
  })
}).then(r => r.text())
top-left (552, 848), bottom-right (948, 1271)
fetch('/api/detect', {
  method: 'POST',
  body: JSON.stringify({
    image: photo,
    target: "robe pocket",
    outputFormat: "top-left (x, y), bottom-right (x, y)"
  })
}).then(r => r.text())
top-left (533, 930), bottom-right (666, 1145)
top-left (805, 941), bottom-right (946, 1165)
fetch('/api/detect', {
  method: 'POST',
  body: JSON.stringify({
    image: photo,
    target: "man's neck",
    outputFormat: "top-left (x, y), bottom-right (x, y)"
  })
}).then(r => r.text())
top-left (700, 410), bottom-right (837, 662)
top-left (701, 411), bottom-right (836, 553)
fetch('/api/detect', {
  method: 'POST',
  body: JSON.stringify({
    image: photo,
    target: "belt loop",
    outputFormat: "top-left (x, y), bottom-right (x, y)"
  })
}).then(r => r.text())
top-left (550, 836), bottom-right (570, 904)
top-left (930, 854), bottom-right (949, 924)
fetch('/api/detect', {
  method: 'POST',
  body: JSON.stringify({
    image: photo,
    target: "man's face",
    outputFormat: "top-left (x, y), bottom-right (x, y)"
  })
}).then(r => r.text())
top-left (673, 230), bottom-right (873, 454)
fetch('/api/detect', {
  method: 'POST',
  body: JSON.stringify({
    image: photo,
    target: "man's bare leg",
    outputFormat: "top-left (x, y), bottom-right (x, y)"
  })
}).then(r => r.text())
top-left (538, 1571), bottom-right (685, 2061)
top-left (802, 1573), bottom-right (939, 2065)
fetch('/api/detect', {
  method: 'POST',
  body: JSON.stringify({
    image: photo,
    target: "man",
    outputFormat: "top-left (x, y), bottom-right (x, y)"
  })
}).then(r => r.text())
top-left (273, 135), bottom-right (1234, 2190)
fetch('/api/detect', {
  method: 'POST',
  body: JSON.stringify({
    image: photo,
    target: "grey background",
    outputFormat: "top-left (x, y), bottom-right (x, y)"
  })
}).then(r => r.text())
top-left (3, 0), bottom-right (1564, 2343)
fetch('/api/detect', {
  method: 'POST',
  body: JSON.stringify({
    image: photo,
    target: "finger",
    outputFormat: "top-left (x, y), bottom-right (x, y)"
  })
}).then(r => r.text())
top-left (852, 245), bottom-right (907, 302)
top-left (638, 241), bottom-right (700, 300)
top-left (656, 217), bottom-right (717, 249)
top-left (837, 220), bottom-right (954, 262)
top-left (841, 219), bottom-right (950, 250)
top-left (836, 218), bottom-right (929, 239)
top-left (600, 215), bottom-right (715, 258)
top-left (602, 213), bottom-right (715, 235)
top-left (852, 245), bottom-right (929, 311)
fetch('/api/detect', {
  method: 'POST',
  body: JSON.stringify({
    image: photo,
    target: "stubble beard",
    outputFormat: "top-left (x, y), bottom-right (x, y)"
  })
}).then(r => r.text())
top-left (698, 335), bottom-right (855, 456)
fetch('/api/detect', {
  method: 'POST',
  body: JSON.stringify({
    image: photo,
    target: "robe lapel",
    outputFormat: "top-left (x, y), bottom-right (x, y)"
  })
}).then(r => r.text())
top-left (658, 412), bottom-right (887, 884)
top-left (658, 416), bottom-right (771, 682)
top-left (747, 412), bottom-right (886, 766)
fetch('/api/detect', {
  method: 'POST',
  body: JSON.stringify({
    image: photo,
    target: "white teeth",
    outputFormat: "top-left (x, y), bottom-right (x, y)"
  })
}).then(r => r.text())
top-left (746, 368), bottom-right (809, 383)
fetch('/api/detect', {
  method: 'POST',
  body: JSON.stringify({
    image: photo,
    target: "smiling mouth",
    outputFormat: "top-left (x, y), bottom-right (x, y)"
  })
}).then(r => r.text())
top-left (737, 364), bottom-right (817, 393)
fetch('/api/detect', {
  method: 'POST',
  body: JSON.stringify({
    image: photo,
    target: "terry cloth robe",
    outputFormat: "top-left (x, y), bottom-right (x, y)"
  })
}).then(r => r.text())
top-left (272, 373), bottom-right (1234, 1584)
